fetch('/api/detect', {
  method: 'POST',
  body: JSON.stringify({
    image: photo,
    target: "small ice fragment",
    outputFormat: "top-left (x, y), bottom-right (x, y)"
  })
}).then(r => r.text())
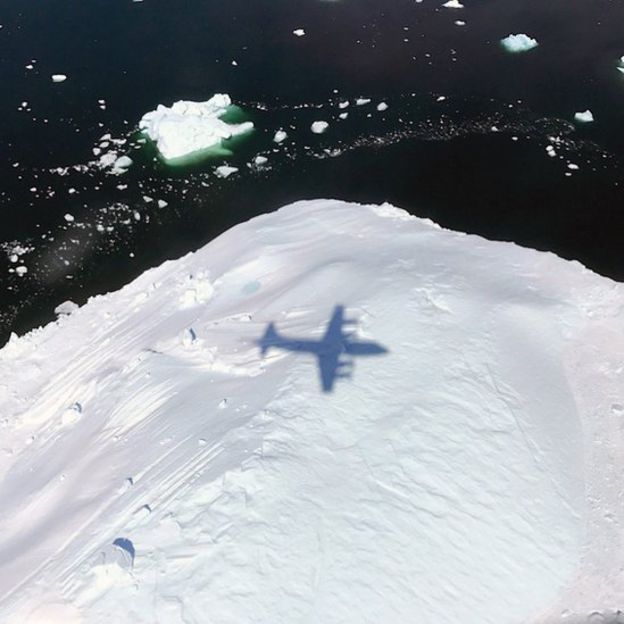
top-left (355, 98), bottom-right (371, 106)
top-left (157, 199), bottom-right (168, 208)
top-left (567, 163), bottom-right (579, 170)
top-left (143, 196), bottom-right (153, 203)
top-left (215, 165), bottom-right (239, 178)
top-left (500, 34), bottom-right (539, 53)
top-left (338, 101), bottom-right (349, 109)
top-left (455, 20), bottom-right (466, 26)
top-left (311, 121), bottom-right (329, 134)
top-left (15, 266), bottom-right (28, 276)
top-left (574, 110), bottom-right (594, 123)
top-left (113, 155), bottom-right (133, 171)
top-left (377, 102), bottom-right (388, 111)
top-left (254, 155), bottom-right (268, 165)
top-left (442, 0), bottom-right (464, 8)
top-left (64, 213), bottom-right (75, 222)
top-left (293, 28), bottom-right (305, 37)
top-left (338, 112), bottom-right (348, 120)
top-left (273, 130), bottom-right (288, 143)
top-left (51, 74), bottom-right (67, 83)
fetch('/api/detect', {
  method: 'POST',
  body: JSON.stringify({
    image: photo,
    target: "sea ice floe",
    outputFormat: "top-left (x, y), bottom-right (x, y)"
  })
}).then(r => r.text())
top-left (112, 155), bottom-right (133, 174)
top-left (500, 34), bottom-right (539, 53)
top-left (377, 102), bottom-right (388, 111)
top-left (139, 94), bottom-right (254, 161)
top-left (574, 110), bottom-right (594, 123)
top-left (51, 74), bottom-right (67, 83)
top-left (293, 28), bottom-right (305, 37)
top-left (215, 165), bottom-right (239, 178)
top-left (273, 129), bottom-right (288, 143)
top-left (442, 0), bottom-right (464, 8)
top-left (311, 121), bottom-right (329, 134)
top-left (617, 56), bottom-right (624, 74)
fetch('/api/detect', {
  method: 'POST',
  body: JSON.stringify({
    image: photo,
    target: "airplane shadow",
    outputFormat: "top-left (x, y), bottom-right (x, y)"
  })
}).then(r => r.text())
top-left (256, 305), bottom-right (388, 393)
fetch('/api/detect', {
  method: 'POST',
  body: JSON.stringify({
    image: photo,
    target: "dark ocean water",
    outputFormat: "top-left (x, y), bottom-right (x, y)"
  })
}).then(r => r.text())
top-left (1, 0), bottom-right (624, 344)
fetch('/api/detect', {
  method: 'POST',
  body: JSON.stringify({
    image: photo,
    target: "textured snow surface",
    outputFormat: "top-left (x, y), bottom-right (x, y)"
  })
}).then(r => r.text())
top-left (138, 94), bottom-right (253, 161)
top-left (1, 200), bottom-right (624, 624)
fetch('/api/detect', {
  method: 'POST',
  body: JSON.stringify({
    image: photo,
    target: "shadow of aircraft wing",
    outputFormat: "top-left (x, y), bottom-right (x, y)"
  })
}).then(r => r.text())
top-left (344, 341), bottom-right (388, 356)
top-left (318, 351), bottom-right (353, 393)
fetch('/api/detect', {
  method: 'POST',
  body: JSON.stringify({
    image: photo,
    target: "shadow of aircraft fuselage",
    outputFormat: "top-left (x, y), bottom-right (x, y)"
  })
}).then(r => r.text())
top-left (256, 305), bottom-right (388, 392)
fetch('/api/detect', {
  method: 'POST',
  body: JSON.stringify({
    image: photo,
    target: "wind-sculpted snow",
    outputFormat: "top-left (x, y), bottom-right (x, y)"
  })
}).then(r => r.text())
top-left (1, 200), bottom-right (623, 623)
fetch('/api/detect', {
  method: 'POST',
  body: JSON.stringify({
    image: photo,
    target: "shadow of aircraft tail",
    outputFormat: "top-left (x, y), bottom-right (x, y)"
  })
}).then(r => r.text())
top-left (259, 322), bottom-right (280, 357)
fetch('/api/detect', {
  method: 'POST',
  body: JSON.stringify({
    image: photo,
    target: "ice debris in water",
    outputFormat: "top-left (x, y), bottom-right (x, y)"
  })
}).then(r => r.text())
top-left (273, 129), bottom-right (288, 143)
top-left (500, 33), bottom-right (539, 53)
top-left (442, 0), bottom-right (464, 8)
top-left (311, 121), bottom-right (329, 134)
top-left (139, 94), bottom-right (253, 161)
top-left (51, 74), bottom-right (67, 83)
top-left (574, 110), bottom-right (594, 123)
top-left (215, 165), bottom-right (239, 178)
top-left (293, 28), bottom-right (305, 37)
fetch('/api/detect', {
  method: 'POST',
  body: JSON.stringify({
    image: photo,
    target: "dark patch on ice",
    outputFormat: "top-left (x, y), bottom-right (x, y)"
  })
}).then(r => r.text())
top-left (257, 304), bottom-right (388, 392)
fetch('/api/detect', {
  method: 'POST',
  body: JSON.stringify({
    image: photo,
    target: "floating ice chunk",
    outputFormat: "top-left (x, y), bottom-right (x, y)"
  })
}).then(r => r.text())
top-left (355, 98), bottom-right (371, 106)
top-left (273, 129), bottom-right (288, 143)
top-left (574, 110), bottom-right (594, 123)
top-left (51, 74), bottom-right (67, 83)
top-left (311, 121), bottom-right (329, 134)
top-left (64, 213), bottom-right (75, 222)
top-left (338, 112), bottom-right (349, 120)
top-left (293, 28), bottom-right (305, 37)
top-left (157, 199), bottom-right (168, 208)
top-left (455, 20), bottom-right (466, 26)
top-left (15, 266), bottom-right (28, 276)
top-left (112, 155), bottom-right (133, 174)
top-left (500, 34), bottom-right (539, 53)
top-left (254, 155), bottom-right (268, 165)
top-left (338, 101), bottom-right (349, 109)
top-left (139, 94), bottom-right (254, 161)
top-left (377, 102), bottom-right (388, 111)
top-left (215, 165), bottom-right (239, 178)
top-left (442, 0), bottom-right (464, 8)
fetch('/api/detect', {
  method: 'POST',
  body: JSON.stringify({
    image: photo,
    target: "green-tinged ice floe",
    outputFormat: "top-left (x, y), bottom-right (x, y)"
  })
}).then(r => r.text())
top-left (138, 95), bottom-right (255, 166)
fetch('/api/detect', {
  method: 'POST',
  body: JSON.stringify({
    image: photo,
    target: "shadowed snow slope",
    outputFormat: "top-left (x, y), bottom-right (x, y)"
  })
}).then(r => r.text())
top-left (1, 200), bottom-right (623, 624)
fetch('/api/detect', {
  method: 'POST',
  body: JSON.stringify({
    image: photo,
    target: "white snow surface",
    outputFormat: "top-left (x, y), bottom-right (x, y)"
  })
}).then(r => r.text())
top-left (138, 94), bottom-right (253, 161)
top-left (1, 199), bottom-right (624, 624)
top-left (501, 33), bottom-right (539, 53)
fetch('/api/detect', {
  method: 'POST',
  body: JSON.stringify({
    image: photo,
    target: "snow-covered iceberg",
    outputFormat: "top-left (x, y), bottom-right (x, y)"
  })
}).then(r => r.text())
top-left (139, 94), bottom-right (254, 162)
top-left (500, 33), bottom-right (539, 53)
top-left (1, 200), bottom-right (623, 624)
